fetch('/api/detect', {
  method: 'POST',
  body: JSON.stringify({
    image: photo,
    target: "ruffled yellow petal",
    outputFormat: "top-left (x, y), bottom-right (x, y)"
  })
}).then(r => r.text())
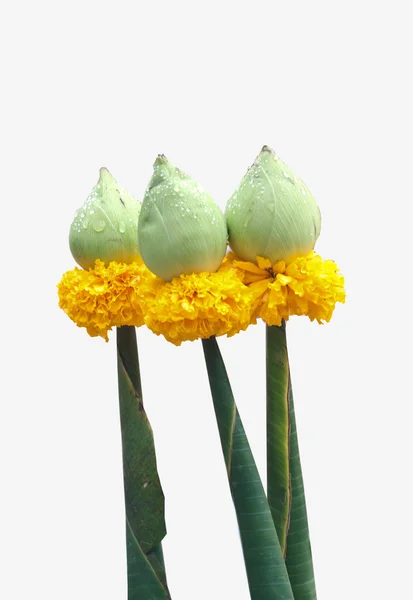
top-left (230, 257), bottom-right (269, 284)
top-left (256, 256), bottom-right (272, 270)
top-left (272, 260), bottom-right (286, 274)
top-left (57, 260), bottom-right (157, 341)
top-left (285, 253), bottom-right (346, 323)
top-left (233, 251), bottom-right (345, 326)
top-left (139, 268), bottom-right (253, 345)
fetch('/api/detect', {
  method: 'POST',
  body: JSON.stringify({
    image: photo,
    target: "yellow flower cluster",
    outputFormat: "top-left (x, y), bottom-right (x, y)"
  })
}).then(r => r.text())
top-left (57, 260), bottom-right (157, 341)
top-left (58, 251), bottom-right (345, 344)
top-left (228, 251), bottom-right (346, 327)
top-left (140, 268), bottom-right (253, 345)
top-left (57, 259), bottom-right (252, 344)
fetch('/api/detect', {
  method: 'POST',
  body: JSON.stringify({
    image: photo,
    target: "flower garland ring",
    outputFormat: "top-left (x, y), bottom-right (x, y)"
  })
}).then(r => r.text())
top-left (57, 252), bottom-right (345, 343)
top-left (226, 251), bottom-right (346, 326)
top-left (57, 259), bottom-right (157, 341)
top-left (139, 267), bottom-right (253, 345)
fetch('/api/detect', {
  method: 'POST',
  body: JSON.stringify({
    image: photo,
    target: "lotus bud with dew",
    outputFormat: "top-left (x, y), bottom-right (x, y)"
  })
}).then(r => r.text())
top-left (138, 154), bottom-right (228, 281)
top-left (225, 146), bottom-right (321, 264)
top-left (69, 168), bottom-right (142, 270)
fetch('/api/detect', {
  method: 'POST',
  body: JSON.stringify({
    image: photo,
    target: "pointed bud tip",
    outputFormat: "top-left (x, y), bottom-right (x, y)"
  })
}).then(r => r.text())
top-left (248, 146), bottom-right (277, 171)
top-left (260, 145), bottom-right (275, 154)
top-left (98, 167), bottom-right (114, 186)
top-left (154, 154), bottom-right (169, 166)
top-left (150, 154), bottom-right (176, 188)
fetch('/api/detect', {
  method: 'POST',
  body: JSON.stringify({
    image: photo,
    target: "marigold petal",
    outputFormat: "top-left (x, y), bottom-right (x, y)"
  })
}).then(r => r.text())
top-left (256, 256), bottom-right (272, 270)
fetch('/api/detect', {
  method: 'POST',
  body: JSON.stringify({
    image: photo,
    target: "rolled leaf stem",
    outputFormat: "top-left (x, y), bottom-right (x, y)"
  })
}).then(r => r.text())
top-left (126, 518), bottom-right (168, 599)
top-left (266, 323), bottom-right (291, 555)
top-left (285, 378), bottom-right (317, 600)
top-left (266, 323), bottom-right (317, 600)
top-left (202, 336), bottom-right (294, 600)
top-left (117, 326), bottom-right (170, 599)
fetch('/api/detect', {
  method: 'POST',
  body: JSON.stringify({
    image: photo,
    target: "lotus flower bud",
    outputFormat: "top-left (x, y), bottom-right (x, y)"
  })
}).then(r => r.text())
top-left (138, 155), bottom-right (227, 280)
top-left (69, 168), bottom-right (141, 269)
top-left (225, 146), bottom-right (321, 263)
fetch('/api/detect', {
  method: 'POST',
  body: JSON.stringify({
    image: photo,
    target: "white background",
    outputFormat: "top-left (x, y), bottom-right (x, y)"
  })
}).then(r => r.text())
top-left (1, 1), bottom-right (412, 599)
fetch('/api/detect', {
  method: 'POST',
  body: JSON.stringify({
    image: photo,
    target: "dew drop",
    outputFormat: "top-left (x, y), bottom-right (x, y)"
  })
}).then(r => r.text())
top-left (92, 219), bottom-right (106, 232)
top-left (118, 220), bottom-right (126, 234)
top-left (82, 217), bottom-right (89, 229)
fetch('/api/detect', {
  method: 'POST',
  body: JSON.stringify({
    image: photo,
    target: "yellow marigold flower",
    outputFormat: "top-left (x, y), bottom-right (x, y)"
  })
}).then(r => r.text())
top-left (139, 267), bottom-right (253, 345)
top-left (227, 251), bottom-right (345, 326)
top-left (58, 251), bottom-right (344, 344)
top-left (57, 260), bottom-right (157, 341)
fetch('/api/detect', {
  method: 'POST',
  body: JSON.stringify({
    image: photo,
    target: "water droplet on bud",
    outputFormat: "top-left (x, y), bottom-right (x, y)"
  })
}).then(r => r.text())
top-left (92, 219), bottom-right (106, 232)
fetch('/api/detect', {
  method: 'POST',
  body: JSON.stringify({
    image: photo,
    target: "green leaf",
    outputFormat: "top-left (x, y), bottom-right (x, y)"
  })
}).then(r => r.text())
top-left (126, 518), bottom-right (169, 599)
top-left (266, 324), bottom-right (291, 555)
top-left (266, 323), bottom-right (317, 600)
top-left (285, 382), bottom-right (317, 600)
top-left (147, 545), bottom-right (168, 586)
top-left (202, 337), bottom-right (294, 600)
top-left (117, 326), bottom-right (169, 598)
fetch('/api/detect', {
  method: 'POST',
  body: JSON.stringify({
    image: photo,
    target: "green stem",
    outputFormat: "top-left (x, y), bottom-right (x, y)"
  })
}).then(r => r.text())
top-left (117, 326), bottom-right (169, 599)
top-left (285, 379), bottom-right (316, 600)
top-left (266, 323), bottom-right (291, 555)
top-left (266, 323), bottom-right (317, 600)
top-left (202, 336), bottom-right (294, 600)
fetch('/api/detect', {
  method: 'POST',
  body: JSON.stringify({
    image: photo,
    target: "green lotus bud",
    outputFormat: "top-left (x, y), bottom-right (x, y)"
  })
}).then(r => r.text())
top-left (138, 155), bottom-right (227, 280)
top-left (225, 146), bottom-right (321, 263)
top-left (69, 168), bottom-right (141, 269)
